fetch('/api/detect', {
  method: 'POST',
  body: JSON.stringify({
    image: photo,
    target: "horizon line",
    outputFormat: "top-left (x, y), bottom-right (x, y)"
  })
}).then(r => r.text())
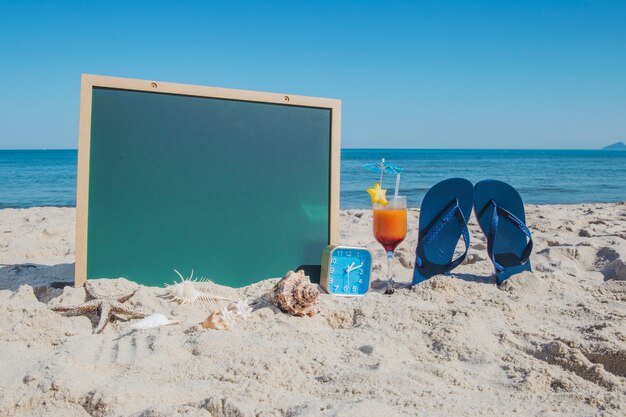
top-left (0, 146), bottom-right (616, 152)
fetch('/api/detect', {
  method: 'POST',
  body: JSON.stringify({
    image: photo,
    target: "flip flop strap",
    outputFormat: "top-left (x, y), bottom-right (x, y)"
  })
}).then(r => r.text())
top-left (415, 198), bottom-right (470, 273)
top-left (481, 200), bottom-right (533, 272)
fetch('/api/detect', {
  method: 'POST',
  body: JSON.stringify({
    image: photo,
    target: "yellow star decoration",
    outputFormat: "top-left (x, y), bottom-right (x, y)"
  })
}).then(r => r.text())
top-left (366, 182), bottom-right (388, 205)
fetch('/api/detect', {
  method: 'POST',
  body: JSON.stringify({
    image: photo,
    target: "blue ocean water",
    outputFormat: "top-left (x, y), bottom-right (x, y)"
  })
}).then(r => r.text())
top-left (0, 149), bottom-right (624, 209)
top-left (341, 149), bottom-right (625, 208)
top-left (0, 150), bottom-right (77, 208)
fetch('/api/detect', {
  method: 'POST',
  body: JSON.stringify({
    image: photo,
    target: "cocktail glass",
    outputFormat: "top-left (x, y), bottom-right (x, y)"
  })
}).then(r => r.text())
top-left (373, 196), bottom-right (407, 294)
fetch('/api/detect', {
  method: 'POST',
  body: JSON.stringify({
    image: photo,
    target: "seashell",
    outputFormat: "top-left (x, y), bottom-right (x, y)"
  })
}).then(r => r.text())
top-left (201, 309), bottom-right (231, 330)
top-left (229, 299), bottom-right (253, 320)
top-left (269, 270), bottom-right (320, 317)
top-left (201, 299), bottom-right (253, 330)
top-left (165, 270), bottom-right (230, 309)
top-left (130, 313), bottom-right (182, 330)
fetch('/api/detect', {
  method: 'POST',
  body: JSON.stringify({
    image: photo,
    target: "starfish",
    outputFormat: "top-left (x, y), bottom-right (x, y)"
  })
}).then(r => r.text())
top-left (50, 281), bottom-right (148, 334)
top-left (366, 182), bottom-right (388, 205)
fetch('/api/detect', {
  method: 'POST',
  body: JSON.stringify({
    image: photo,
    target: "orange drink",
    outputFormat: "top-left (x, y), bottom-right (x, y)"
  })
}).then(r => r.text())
top-left (372, 196), bottom-right (407, 294)
top-left (373, 208), bottom-right (407, 252)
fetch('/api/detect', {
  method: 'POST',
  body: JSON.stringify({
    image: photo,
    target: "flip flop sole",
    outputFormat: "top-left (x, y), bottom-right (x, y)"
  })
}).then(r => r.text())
top-left (474, 180), bottom-right (532, 283)
top-left (413, 178), bottom-right (474, 284)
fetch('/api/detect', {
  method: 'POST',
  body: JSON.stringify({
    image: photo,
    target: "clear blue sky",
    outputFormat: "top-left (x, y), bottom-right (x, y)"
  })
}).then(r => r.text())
top-left (1, 1), bottom-right (625, 149)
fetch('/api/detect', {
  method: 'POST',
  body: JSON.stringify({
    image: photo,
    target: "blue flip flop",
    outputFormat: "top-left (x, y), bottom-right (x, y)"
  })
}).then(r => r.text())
top-left (412, 178), bottom-right (474, 285)
top-left (474, 180), bottom-right (533, 284)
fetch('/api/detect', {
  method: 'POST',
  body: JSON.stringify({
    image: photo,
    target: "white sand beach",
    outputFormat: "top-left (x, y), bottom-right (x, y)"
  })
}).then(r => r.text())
top-left (0, 204), bottom-right (625, 416)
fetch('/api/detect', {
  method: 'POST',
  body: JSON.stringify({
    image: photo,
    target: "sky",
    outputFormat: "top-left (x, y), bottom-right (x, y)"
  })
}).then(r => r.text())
top-left (0, 0), bottom-right (625, 150)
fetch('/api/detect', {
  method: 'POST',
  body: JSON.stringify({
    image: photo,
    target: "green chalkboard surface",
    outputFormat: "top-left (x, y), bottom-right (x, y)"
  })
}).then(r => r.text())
top-left (77, 76), bottom-right (340, 288)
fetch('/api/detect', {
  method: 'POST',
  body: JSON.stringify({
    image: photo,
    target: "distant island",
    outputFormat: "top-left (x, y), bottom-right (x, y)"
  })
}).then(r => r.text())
top-left (602, 141), bottom-right (626, 150)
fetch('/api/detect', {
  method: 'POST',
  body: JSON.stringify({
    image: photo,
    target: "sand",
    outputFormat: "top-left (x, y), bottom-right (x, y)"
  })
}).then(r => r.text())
top-left (0, 203), bottom-right (625, 417)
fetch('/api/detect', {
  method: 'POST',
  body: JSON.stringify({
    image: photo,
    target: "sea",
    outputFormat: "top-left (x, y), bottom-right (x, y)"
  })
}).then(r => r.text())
top-left (0, 149), bottom-right (624, 209)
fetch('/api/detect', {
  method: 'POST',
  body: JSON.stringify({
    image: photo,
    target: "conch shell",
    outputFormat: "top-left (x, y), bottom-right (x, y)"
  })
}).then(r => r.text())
top-left (201, 299), bottom-right (253, 330)
top-left (269, 270), bottom-right (320, 317)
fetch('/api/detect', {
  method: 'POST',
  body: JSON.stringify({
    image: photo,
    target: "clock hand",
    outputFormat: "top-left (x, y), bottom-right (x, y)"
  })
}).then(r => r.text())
top-left (352, 262), bottom-right (364, 270)
top-left (344, 262), bottom-right (356, 290)
top-left (344, 261), bottom-right (365, 292)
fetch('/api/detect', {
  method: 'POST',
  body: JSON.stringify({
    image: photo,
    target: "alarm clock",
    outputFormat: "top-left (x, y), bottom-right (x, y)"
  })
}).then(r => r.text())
top-left (321, 245), bottom-right (372, 296)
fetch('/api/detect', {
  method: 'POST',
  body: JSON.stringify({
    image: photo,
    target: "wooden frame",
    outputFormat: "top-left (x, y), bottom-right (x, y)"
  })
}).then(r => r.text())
top-left (75, 74), bottom-right (341, 287)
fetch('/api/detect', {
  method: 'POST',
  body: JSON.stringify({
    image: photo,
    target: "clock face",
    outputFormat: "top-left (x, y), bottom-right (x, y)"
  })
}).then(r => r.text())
top-left (328, 248), bottom-right (371, 295)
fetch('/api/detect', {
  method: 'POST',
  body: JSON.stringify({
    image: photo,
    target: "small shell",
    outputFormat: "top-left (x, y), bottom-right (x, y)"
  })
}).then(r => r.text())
top-left (228, 299), bottom-right (253, 321)
top-left (165, 270), bottom-right (230, 309)
top-left (201, 299), bottom-right (252, 330)
top-left (201, 309), bottom-right (230, 330)
top-left (130, 313), bottom-right (182, 330)
top-left (269, 270), bottom-right (320, 317)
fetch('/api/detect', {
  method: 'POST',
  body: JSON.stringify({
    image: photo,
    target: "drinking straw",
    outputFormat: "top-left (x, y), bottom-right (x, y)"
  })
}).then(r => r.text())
top-left (379, 158), bottom-right (385, 187)
top-left (394, 173), bottom-right (400, 198)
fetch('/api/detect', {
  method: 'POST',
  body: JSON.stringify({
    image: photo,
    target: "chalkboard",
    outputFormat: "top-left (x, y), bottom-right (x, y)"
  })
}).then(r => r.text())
top-left (76, 75), bottom-right (340, 288)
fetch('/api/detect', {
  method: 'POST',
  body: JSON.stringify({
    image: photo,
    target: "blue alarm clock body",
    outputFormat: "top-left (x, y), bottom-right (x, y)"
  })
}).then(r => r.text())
top-left (328, 247), bottom-right (372, 295)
